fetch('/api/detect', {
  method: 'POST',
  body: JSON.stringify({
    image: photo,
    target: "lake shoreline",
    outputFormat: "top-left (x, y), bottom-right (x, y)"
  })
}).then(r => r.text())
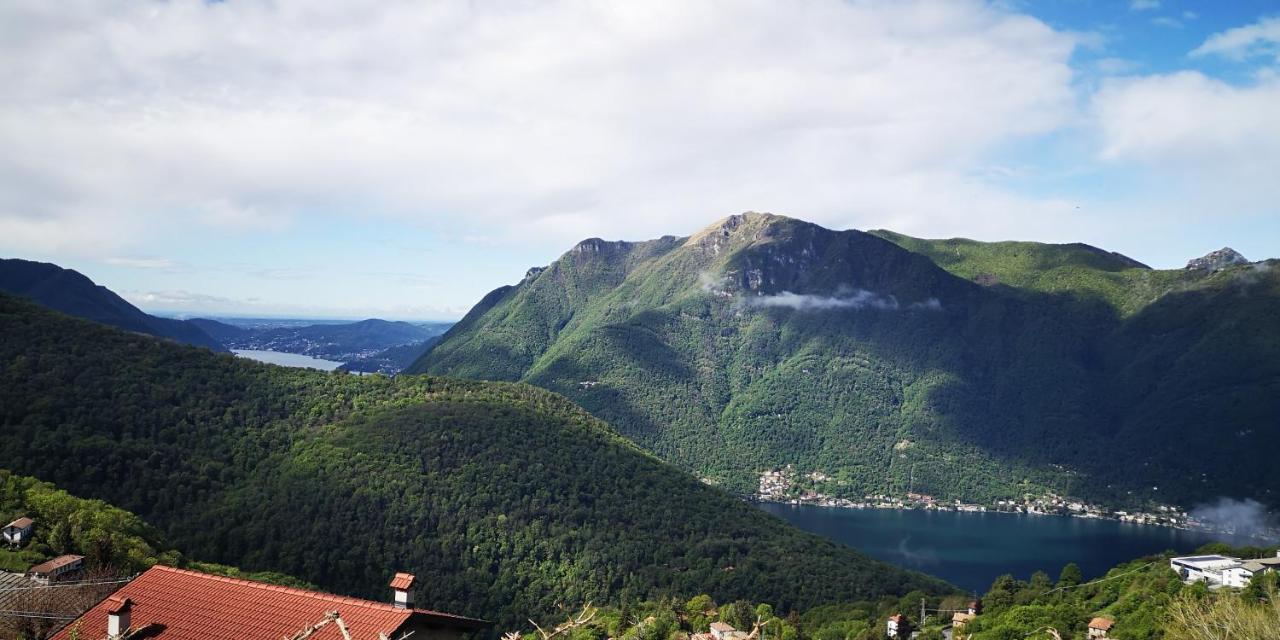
top-left (232, 349), bottom-right (346, 371)
top-left (750, 495), bottom-right (1278, 545)
top-left (755, 501), bottom-right (1266, 593)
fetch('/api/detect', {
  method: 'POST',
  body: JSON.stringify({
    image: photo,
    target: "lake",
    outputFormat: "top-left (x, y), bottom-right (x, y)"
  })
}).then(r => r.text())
top-left (759, 503), bottom-right (1252, 594)
top-left (232, 349), bottom-right (345, 371)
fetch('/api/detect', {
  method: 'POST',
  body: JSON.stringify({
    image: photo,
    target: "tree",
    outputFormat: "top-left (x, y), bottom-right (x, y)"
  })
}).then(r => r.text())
top-left (983, 575), bottom-right (1021, 613)
top-left (1057, 563), bottom-right (1082, 589)
top-left (686, 595), bottom-right (715, 616)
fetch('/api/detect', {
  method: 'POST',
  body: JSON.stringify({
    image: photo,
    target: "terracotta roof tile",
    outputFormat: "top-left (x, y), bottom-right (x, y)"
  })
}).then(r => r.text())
top-left (389, 573), bottom-right (415, 590)
top-left (50, 566), bottom-right (486, 640)
top-left (1089, 617), bottom-right (1114, 630)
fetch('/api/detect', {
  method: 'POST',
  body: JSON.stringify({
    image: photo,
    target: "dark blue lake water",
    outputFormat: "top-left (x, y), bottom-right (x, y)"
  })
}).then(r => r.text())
top-left (759, 503), bottom-right (1252, 594)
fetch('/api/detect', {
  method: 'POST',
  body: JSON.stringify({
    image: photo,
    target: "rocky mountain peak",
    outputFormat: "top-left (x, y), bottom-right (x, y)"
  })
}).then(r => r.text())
top-left (685, 211), bottom-right (792, 256)
top-left (1186, 247), bottom-right (1249, 271)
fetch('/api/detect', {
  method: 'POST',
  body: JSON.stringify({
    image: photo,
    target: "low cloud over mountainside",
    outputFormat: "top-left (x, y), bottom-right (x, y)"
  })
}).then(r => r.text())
top-left (412, 212), bottom-right (1280, 510)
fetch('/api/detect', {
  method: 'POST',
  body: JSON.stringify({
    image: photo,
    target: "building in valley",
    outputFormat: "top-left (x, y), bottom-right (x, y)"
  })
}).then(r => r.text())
top-left (885, 614), bottom-right (912, 638)
top-left (1087, 617), bottom-right (1113, 639)
top-left (1170, 552), bottom-right (1280, 588)
top-left (27, 554), bottom-right (84, 584)
top-left (51, 565), bottom-right (488, 640)
top-left (709, 621), bottom-right (749, 640)
top-left (3, 517), bottom-right (34, 546)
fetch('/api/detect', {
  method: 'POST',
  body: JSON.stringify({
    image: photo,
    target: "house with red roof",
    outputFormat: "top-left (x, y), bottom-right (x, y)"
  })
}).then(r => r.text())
top-left (1088, 617), bottom-right (1114, 639)
top-left (51, 565), bottom-right (488, 640)
top-left (27, 554), bottom-right (84, 584)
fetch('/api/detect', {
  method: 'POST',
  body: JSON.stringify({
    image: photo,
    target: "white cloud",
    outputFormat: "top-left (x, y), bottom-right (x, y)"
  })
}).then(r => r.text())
top-left (1092, 71), bottom-right (1280, 212)
top-left (1129, 0), bottom-right (1160, 11)
top-left (125, 288), bottom-right (465, 320)
top-left (0, 0), bottom-right (1082, 255)
top-left (103, 257), bottom-right (177, 269)
top-left (1190, 16), bottom-right (1280, 62)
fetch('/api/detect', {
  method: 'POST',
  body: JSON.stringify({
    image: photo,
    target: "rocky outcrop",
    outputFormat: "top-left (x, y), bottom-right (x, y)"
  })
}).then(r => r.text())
top-left (1186, 247), bottom-right (1249, 272)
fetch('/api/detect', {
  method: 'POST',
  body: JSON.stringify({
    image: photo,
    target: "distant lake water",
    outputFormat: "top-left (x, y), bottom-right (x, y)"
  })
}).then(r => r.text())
top-left (232, 349), bottom-right (344, 371)
top-left (759, 503), bottom-right (1254, 593)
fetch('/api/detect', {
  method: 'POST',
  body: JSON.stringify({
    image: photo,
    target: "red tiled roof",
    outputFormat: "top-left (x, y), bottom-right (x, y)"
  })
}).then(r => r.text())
top-left (1089, 617), bottom-right (1114, 630)
top-left (51, 566), bottom-right (486, 640)
top-left (105, 596), bottom-right (132, 614)
top-left (389, 572), bottom-right (415, 590)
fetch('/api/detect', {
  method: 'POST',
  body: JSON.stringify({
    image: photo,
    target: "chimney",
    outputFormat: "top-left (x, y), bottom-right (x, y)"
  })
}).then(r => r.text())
top-left (106, 596), bottom-right (132, 639)
top-left (389, 572), bottom-right (416, 610)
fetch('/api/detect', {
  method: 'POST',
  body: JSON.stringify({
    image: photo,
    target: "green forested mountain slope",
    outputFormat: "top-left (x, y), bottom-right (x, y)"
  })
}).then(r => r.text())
top-left (0, 292), bottom-right (948, 625)
top-left (411, 213), bottom-right (1280, 510)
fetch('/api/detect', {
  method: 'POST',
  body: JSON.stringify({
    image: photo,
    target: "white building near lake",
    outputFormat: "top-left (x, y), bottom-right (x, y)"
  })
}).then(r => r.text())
top-left (1171, 552), bottom-right (1280, 588)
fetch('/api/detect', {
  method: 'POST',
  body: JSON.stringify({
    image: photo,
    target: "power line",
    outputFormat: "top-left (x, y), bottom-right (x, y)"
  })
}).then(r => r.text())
top-left (0, 576), bottom-right (135, 594)
top-left (0, 609), bottom-right (80, 621)
top-left (1044, 560), bottom-right (1157, 593)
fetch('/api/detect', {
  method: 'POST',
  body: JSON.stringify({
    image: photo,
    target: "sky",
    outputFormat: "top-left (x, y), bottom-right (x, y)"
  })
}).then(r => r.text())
top-left (1, 0), bottom-right (1278, 320)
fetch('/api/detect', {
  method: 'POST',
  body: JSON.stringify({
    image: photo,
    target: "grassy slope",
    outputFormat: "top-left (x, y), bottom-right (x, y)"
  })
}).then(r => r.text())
top-left (413, 214), bottom-right (1280, 510)
top-left (0, 292), bottom-right (950, 625)
top-left (867, 230), bottom-right (1197, 316)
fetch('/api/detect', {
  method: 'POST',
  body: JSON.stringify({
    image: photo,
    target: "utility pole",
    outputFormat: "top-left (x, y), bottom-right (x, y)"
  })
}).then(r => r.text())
top-left (920, 598), bottom-right (926, 627)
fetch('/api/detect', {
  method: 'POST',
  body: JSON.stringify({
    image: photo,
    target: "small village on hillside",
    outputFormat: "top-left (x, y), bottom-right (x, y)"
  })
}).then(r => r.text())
top-left (754, 467), bottom-right (1274, 540)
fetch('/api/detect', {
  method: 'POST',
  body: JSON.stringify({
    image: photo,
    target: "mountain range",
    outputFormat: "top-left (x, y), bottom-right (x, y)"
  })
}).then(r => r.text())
top-left (190, 316), bottom-right (449, 371)
top-left (0, 258), bottom-right (450, 372)
top-left (411, 212), bottom-right (1280, 511)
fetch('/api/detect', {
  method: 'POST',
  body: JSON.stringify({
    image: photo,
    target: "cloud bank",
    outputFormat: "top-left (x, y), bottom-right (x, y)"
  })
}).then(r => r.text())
top-left (0, 0), bottom-right (1079, 255)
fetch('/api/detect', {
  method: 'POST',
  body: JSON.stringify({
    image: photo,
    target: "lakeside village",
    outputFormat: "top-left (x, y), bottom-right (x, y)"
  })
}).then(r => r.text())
top-left (754, 466), bottom-right (1275, 540)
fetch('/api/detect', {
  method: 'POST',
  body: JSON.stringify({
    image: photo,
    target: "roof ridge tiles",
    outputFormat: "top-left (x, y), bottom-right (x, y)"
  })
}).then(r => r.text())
top-left (150, 565), bottom-right (396, 610)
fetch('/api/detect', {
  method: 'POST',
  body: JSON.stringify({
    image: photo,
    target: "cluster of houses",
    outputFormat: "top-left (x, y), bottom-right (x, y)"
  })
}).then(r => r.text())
top-left (4, 516), bottom-right (88, 585)
top-left (1170, 552), bottom-right (1280, 588)
top-left (884, 600), bottom-right (1117, 640)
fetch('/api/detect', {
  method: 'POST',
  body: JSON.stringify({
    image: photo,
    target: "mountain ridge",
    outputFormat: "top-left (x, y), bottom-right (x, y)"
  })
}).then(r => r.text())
top-left (0, 258), bottom-right (225, 351)
top-left (411, 213), bottom-right (1280, 511)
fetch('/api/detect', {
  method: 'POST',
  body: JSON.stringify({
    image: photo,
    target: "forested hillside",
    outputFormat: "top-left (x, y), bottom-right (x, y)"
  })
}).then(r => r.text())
top-left (0, 293), bottom-right (949, 626)
top-left (411, 213), bottom-right (1280, 510)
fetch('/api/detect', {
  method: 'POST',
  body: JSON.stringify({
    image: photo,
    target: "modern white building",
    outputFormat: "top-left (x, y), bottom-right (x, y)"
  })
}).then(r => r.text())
top-left (1171, 552), bottom-right (1280, 588)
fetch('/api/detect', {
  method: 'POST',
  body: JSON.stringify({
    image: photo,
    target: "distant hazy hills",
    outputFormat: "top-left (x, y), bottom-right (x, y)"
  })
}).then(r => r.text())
top-left (0, 258), bottom-right (225, 351)
top-left (0, 257), bottom-right (450, 372)
top-left (0, 292), bottom-right (949, 623)
top-left (412, 212), bottom-right (1280, 510)
top-left (189, 316), bottom-right (450, 372)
